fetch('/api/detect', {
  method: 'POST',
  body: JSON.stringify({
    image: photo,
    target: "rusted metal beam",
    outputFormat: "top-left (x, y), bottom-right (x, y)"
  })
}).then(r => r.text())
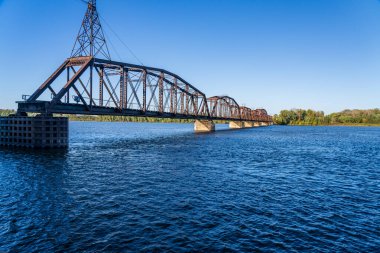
top-left (28, 59), bottom-right (70, 102)
top-left (99, 66), bottom-right (104, 106)
top-left (158, 72), bottom-right (164, 114)
top-left (70, 66), bottom-right (96, 106)
top-left (50, 57), bottom-right (93, 106)
top-left (143, 70), bottom-right (147, 112)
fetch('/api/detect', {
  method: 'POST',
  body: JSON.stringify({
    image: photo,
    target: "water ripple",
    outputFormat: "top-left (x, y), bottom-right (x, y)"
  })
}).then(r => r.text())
top-left (0, 123), bottom-right (379, 252)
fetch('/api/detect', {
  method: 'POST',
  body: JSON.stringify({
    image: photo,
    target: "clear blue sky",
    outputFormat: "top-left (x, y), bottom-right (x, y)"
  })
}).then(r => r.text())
top-left (0, 0), bottom-right (379, 115)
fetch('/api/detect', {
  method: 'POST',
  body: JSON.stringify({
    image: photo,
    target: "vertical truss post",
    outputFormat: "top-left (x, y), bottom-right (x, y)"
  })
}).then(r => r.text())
top-left (180, 92), bottom-right (184, 114)
top-left (90, 64), bottom-right (93, 107)
top-left (174, 78), bottom-right (178, 115)
top-left (120, 68), bottom-right (124, 109)
top-left (120, 68), bottom-right (124, 108)
top-left (143, 70), bottom-right (147, 112)
top-left (99, 66), bottom-right (104, 107)
top-left (170, 87), bottom-right (174, 114)
top-left (217, 101), bottom-right (220, 117)
top-left (194, 96), bottom-right (198, 116)
top-left (123, 68), bottom-right (128, 109)
top-left (66, 67), bottom-right (70, 103)
top-left (120, 67), bottom-right (127, 109)
top-left (159, 72), bottom-right (164, 113)
top-left (185, 85), bottom-right (189, 115)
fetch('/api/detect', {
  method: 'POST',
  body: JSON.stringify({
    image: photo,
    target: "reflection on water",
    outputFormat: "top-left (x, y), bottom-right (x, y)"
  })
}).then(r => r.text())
top-left (0, 122), bottom-right (379, 252)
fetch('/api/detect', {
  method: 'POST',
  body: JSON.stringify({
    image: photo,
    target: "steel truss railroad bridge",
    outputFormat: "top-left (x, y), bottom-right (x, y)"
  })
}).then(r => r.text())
top-left (1, 0), bottom-right (272, 148)
top-left (18, 56), bottom-right (272, 125)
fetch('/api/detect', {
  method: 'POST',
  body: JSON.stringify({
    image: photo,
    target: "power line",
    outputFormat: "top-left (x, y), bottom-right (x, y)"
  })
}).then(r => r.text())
top-left (99, 14), bottom-right (145, 66)
top-left (103, 28), bottom-right (123, 61)
top-left (75, 0), bottom-right (88, 7)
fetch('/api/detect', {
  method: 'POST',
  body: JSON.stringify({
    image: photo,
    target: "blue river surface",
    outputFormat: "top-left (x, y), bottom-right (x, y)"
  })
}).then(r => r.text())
top-left (0, 122), bottom-right (379, 252)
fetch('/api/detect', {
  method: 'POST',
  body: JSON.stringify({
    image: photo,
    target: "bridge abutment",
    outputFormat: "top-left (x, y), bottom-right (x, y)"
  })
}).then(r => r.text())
top-left (229, 121), bottom-right (245, 129)
top-left (0, 115), bottom-right (68, 148)
top-left (194, 120), bottom-right (215, 133)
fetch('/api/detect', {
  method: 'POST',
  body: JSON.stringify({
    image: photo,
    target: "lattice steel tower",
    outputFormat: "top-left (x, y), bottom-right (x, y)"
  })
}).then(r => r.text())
top-left (71, 0), bottom-right (111, 60)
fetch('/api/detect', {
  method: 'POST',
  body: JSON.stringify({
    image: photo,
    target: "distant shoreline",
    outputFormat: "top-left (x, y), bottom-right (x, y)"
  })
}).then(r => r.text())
top-left (2, 109), bottom-right (379, 127)
top-left (60, 118), bottom-right (380, 127)
top-left (273, 109), bottom-right (380, 127)
top-left (285, 123), bottom-right (380, 127)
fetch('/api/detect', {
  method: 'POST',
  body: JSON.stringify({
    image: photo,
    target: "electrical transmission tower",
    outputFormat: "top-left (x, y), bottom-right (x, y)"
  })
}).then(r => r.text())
top-left (71, 0), bottom-right (111, 60)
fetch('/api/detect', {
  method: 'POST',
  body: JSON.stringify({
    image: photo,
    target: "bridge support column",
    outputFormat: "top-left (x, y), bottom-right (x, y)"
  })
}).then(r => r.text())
top-left (259, 122), bottom-right (269, 127)
top-left (194, 120), bottom-right (215, 133)
top-left (244, 122), bottom-right (254, 128)
top-left (0, 115), bottom-right (68, 148)
top-left (254, 122), bottom-right (260, 127)
top-left (229, 121), bottom-right (244, 129)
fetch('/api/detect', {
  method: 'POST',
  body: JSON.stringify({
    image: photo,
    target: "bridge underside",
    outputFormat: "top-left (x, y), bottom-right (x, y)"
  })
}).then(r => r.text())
top-left (17, 101), bottom-right (262, 123)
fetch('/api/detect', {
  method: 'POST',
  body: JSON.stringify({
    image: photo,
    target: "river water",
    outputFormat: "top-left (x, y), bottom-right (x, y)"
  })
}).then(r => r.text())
top-left (0, 122), bottom-right (379, 252)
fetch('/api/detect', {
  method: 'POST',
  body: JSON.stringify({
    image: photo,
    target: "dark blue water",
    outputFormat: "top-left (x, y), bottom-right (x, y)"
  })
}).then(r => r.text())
top-left (0, 123), bottom-right (379, 252)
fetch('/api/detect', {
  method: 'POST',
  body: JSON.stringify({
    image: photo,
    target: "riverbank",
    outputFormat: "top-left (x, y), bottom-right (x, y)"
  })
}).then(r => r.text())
top-left (286, 123), bottom-right (380, 127)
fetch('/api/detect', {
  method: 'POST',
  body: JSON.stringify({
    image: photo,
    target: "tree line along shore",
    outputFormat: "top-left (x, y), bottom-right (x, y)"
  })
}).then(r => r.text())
top-left (273, 109), bottom-right (380, 126)
top-left (1, 109), bottom-right (380, 126)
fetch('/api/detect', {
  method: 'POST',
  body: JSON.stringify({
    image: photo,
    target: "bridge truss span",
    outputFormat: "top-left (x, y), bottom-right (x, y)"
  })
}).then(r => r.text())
top-left (18, 57), bottom-right (214, 120)
top-left (16, 0), bottom-right (272, 126)
top-left (18, 56), bottom-right (272, 123)
top-left (207, 96), bottom-right (241, 120)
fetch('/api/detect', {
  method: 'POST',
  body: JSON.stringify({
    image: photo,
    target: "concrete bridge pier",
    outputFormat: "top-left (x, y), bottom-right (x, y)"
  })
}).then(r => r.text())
top-left (260, 122), bottom-right (269, 126)
top-left (244, 122), bottom-right (254, 128)
top-left (229, 121), bottom-right (244, 129)
top-left (254, 122), bottom-right (260, 127)
top-left (194, 120), bottom-right (215, 133)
